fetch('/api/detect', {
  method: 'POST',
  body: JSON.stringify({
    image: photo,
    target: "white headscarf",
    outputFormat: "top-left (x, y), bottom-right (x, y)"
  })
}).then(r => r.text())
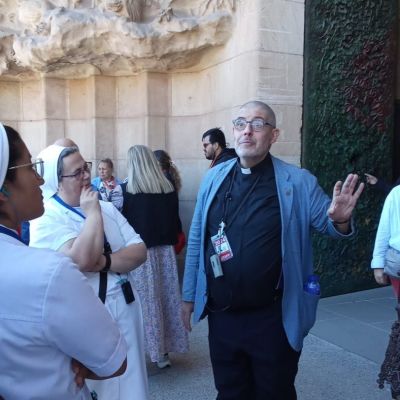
top-left (37, 144), bottom-right (65, 201)
top-left (0, 123), bottom-right (9, 189)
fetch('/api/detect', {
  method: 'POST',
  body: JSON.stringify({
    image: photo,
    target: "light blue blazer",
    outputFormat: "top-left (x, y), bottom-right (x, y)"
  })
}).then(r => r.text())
top-left (182, 156), bottom-right (354, 351)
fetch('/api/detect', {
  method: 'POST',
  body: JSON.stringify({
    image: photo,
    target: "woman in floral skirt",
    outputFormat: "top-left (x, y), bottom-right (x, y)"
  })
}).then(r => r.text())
top-left (121, 145), bottom-right (189, 368)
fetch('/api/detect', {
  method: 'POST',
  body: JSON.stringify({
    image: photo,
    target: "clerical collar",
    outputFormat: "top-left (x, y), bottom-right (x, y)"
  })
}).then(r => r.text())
top-left (238, 153), bottom-right (272, 175)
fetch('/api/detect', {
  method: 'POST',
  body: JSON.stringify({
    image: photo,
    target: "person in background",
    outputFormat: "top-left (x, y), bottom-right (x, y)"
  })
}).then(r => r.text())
top-left (371, 184), bottom-right (400, 400)
top-left (0, 124), bottom-right (127, 400)
top-left (202, 127), bottom-right (237, 168)
top-left (54, 138), bottom-right (78, 148)
top-left (153, 149), bottom-right (186, 255)
top-left (182, 100), bottom-right (364, 399)
top-left (122, 145), bottom-right (189, 369)
top-left (371, 184), bottom-right (400, 297)
top-left (91, 158), bottom-right (123, 211)
top-left (365, 173), bottom-right (400, 196)
top-left (153, 149), bottom-right (182, 192)
top-left (29, 145), bottom-right (149, 400)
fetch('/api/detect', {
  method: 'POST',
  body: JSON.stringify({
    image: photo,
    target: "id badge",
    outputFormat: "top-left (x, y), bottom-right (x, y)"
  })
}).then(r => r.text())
top-left (211, 231), bottom-right (233, 262)
top-left (210, 253), bottom-right (223, 278)
top-left (118, 278), bottom-right (135, 304)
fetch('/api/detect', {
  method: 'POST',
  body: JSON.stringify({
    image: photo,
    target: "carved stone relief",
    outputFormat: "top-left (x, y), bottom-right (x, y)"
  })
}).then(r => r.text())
top-left (0, 0), bottom-right (237, 78)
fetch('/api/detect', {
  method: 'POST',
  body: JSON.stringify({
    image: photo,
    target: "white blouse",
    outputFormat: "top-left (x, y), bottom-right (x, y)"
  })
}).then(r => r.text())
top-left (0, 233), bottom-right (127, 399)
top-left (30, 198), bottom-right (143, 295)
top-left (371, 186), bottom-right (400, 268)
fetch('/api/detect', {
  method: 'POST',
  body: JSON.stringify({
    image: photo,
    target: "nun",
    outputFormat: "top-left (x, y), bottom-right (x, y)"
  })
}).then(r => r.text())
top-left (29, 143), bottom-right (149, 400)
top-left (0, 124), bottom-right (128, 399)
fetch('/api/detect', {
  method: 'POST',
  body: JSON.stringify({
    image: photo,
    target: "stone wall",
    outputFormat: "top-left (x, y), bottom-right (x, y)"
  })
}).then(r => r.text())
top-left (0, 0), bottom-right (305, 231)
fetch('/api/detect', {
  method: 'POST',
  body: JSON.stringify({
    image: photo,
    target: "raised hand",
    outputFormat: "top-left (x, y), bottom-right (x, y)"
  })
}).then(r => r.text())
top-left (327, 174), bottom-right (364, 223)
top-left (80, 186), bottom-right (100, 216)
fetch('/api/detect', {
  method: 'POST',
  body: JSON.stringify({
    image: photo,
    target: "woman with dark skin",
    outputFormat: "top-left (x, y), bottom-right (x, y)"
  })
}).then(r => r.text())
top-left (0, 124), bottom-right (127, 400)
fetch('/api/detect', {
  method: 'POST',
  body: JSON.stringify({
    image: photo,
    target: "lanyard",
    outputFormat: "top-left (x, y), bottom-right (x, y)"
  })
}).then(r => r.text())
top-left (221, 167), bottom-right (261, 231)
top-left (0, 225), bottom-right (24, 244)
top-left (53, 195), bottom-right (85, 219)
top-left (53, 195), bottom-right (110, 252)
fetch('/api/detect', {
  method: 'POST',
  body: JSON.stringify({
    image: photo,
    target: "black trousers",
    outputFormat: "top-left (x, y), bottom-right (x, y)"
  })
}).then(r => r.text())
top-left (207, 301), bottom-right (301, 400)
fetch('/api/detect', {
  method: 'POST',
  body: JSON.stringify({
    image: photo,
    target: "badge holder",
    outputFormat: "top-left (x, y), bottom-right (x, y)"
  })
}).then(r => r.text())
top-left (210, 221), bottom-right (234, 279)
top-left (118, 277), bottom-right (135, 304)
top-left (210, 254), bottom-right (223, 278)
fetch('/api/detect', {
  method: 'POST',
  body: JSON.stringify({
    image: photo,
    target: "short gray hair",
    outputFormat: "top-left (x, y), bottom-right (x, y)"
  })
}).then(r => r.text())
top-left (239, 100), bottom-right (276, 128)
top-left (57, 147), bottom-right (79, 182)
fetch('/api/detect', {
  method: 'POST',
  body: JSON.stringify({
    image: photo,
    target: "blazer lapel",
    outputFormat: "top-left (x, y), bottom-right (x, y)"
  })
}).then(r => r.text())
top-left (202, 161), bottom-right (236, 229)
top-left (272, 157), bottom-right (293, 236)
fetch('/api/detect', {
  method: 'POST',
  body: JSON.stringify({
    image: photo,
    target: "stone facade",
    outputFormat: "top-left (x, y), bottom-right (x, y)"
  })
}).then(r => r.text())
top-left (0, 0), bottom-right (304, 230)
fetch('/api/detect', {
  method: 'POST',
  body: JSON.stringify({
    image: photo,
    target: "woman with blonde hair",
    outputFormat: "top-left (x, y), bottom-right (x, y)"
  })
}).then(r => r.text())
top-left (122, 145), bottom-right (189, 368)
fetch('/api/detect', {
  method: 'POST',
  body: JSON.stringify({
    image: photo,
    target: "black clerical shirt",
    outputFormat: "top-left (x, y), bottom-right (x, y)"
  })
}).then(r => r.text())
top-left (205, 154), bottom-right (282, 312)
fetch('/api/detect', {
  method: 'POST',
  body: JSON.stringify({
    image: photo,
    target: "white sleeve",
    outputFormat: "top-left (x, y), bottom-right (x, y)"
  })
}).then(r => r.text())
top-left (371, 193), bottom-right (393, 269)
top-left (104, 202), bottom-right (143, 247)
top-left (29, 211), bottom-right (79, 251)
top-left (42, 256), bottom-right (127, 376)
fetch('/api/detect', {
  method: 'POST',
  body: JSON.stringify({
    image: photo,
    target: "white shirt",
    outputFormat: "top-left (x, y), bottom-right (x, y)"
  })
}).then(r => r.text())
top-left (371, 186), bottom-right (400, 268)
top-left (0, 233), bottom-right (127, 400)
top-left (29, 197), bottom-right (149, 400)
top-left (30, 199), bottom-right (143, 295)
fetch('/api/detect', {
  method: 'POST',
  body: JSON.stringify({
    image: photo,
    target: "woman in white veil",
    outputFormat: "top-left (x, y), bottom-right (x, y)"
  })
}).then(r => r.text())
top-left (0, 124), bottom-right (127, 399)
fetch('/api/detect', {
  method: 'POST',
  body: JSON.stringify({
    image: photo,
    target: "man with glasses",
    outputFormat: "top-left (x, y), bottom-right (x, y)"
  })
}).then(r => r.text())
top-left (202, 128), bottom-right (237, 168)
top-left (29, 145), bottom-right (149, 400)
top-left (182, 100), bottom-right (364, 399)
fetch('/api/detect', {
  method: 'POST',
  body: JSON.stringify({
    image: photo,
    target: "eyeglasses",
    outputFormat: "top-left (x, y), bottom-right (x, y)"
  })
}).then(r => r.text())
top-left (8, 158), bottom-right (44, 178)
top-left (61, 162), bottom-right (92, 179)
top-left (232, 118), bottom-right (275, 131)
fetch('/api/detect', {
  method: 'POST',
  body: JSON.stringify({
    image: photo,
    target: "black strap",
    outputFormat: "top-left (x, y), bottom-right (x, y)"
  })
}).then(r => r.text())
top-left (98, 271), bottom-right (107, 304)
top-left (98, 238), bottom-right (112, 303)
top-left (53, 195), bottom-right (112, 303)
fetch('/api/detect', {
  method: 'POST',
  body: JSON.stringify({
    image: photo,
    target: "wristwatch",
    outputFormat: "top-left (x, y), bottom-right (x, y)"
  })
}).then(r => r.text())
top-left (101, 252), bottom-right (111, 272)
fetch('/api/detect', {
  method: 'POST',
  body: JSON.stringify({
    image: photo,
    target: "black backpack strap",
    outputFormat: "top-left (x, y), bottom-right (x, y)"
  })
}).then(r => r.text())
top-left (98, 271), bottom-right (107, 303)
top-left (98, 236), bottom-right (112, 303)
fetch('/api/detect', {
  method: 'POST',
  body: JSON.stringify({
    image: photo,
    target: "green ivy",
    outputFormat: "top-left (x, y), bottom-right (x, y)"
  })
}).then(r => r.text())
top-left (303, 0), bottom-right (397, 296)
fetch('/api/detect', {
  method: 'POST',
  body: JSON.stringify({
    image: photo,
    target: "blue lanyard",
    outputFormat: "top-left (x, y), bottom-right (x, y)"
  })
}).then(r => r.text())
top-left (53, 195), bottom-right (110, 252)
top-left (53, 195), bottom-right (86, 219)
top-left (0, 225), bottom-right (24, 244)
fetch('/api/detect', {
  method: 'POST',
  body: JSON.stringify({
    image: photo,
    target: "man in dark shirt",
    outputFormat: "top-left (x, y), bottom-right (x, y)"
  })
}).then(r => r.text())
top-left (202, 127), bottom-right (237, 168)
top-left (182, 100), bottom-right (364, 399)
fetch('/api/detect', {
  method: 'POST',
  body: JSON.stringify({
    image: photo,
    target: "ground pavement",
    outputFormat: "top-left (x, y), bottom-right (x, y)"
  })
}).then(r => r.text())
top-left (148, 286), bottom-right (396, 399)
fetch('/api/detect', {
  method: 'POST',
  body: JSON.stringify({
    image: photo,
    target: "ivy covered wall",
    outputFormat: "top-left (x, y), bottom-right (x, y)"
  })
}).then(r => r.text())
top-left (303, 0), bottom-right (397, 296)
